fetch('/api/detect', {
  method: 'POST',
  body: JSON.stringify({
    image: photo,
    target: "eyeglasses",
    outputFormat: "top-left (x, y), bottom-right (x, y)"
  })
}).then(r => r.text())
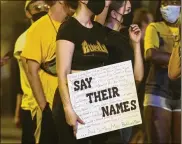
top-left (29, 4), bottom-right (50, 12)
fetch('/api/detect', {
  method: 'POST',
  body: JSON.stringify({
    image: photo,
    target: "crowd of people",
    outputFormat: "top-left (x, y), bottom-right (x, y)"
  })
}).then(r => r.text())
top-left (1, 0), bottom-right (181, 144)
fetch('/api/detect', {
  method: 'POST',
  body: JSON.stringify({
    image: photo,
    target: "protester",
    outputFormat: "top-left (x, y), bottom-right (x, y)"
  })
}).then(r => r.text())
top-left (14, 0), bottom-right (49, 143)
top-left (54, 0), bottom-right (111, 143)
top-left (130, 7), bottom-right (154, 144)
top-left (95, 1), bottom-right (143, 143)
top-left (143, 0), bottom-right (181, 143)
top-left (21, 1), bottom-right (74, 143)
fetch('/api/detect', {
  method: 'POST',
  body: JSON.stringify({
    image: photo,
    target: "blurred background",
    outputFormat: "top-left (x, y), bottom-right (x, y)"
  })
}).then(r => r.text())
top-left (0, 0), bottom-right (160, 143)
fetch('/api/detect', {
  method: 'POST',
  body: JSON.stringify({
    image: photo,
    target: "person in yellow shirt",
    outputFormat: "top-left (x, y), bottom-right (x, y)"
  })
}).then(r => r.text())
top-left (14, 0), bottom-right (49, 143)
top-left (143, 0), bottom-right (181, 143)
top-left (21, 1), bottom-right (75, 144)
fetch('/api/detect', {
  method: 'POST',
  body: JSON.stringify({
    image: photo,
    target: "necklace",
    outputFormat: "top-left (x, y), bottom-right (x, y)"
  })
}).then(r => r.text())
top-left (48, 14), bottom-right (58, 34)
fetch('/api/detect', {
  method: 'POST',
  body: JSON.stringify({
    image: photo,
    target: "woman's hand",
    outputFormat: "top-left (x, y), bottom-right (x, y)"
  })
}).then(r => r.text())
top-left (129, 24), bottom-right (142, 44)
top-left (14, 115), bottom-right (21, 128)
top-left (64, 106), bottom-right (85, 136)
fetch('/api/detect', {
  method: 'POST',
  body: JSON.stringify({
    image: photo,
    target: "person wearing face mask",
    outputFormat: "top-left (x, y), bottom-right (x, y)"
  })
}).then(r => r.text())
top-left (25, 0), bottom-right (49, 22)
top-left (95, 0), bottom-right (143, 86)
top-left (20, 1), bottom-right (75, 144)
top-left (14, 1), bottom-right (49, 143)
top-left (143, 0), bottom-right (181, 143)
top-left (95, 1), bottom-right (143, 143)
top-left (54, 0), bottom-right (112, 144)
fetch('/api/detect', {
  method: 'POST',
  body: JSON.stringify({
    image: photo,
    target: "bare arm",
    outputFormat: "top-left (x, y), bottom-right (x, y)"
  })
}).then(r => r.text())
top-left (133, 43), bottom-right (144, 83)
top-left (146, 48), bottom-right (171, 66)
top-left (168, 45), bottom-right (181, 80)
top-left (56, 40), bottom-right (74, 109)
top-left (144, 24), bottom-right (171, 66)
top-left (129, 25), bottom-right (144, 84)
top-left (21, 57), bottom-right (47, 110)
top-left (94, 1), bottom-right (111, 25)
top-left (56, 40), bottom-right (84, 136)
top-left (14, 93), bottom-right (22, 128)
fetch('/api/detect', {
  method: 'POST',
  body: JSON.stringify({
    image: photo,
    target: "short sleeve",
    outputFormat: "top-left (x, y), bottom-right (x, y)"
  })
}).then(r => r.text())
top-left (56, 19), bottom-right (75, 44)
top-left (144, 23), bottom-right (159, 57)
top-left (21, 26), bottom-right (42, 64)
top-left (14, 31), bottom-right (27, 60)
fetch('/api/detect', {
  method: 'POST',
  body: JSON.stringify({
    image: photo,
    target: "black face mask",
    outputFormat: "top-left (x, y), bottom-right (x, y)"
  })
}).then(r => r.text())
top-left (32, 11), bottom-right (47, 22)
top-left (86, 0), bottom-right (105, 15)
top-left (122, 12), bottom-right (133, 27)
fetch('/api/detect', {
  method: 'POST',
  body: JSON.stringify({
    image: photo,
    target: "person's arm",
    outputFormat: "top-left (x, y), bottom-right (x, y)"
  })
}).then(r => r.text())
top-left (144, 24), bottom-right (171, 66)
top-left (56, 40), bottom-right (84, 136)
top-left (129, 24), bottom-right (144, 84)
top-left (133, 43), bottom-right (144, 85)
top-left (94, 0), bottom-right (111, 25)
top-left (168, 45), bottom-right (181, 80)
top-left (146, 49), bottom-right (171, 66)
top-left (20, 26), bottom-right (47, 111)
top-left (14, 93), bottom-right (22, 128)
top-left (21, 58), bottom-right (47, 111)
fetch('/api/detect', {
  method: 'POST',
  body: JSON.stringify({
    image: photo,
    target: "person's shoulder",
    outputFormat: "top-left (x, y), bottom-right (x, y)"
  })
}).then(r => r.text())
top-left (148, 22), bottom-right (166, 30)
top-left (109, 29), bottom-right (127, 41)
top-left (14, 30), bottom-right (28, 55)
top-left (59, 17), bottom-right (76, 31)
top-left (27, 15), bottom-right (49, 34)
top-left (15, 30), bottom-right (28, 44)
top-left (92, 21), bottom-right (103, 27)
top-left (106, 29), bottom-right (127, 47)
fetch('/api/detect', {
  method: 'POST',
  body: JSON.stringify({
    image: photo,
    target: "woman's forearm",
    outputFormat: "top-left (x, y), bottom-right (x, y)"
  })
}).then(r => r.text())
top-left (133, 42), bottom-right (144, 83)
top-left (58, 77), bottom-right (73, 109)
top-left (168, 46), bottom-right (181, 80)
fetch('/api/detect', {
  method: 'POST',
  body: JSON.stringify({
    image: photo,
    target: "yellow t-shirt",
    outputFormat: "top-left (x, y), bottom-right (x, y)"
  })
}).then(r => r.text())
top-left (144, 21), bottom-right (179, 57)
top-left (21, 15), bottom-right (61, 109)
top-left (14, 30), bottom-right (38, 113)
top-left (144, 21), bottom-right (180, 98)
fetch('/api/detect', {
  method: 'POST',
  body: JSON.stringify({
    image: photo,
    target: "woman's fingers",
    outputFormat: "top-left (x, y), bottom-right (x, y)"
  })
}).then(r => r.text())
top-left (130, 24), bottom-right (140, 32)
top-left (73, 124), bottom-right (77, 137)
top-left (72, 115), bottom-right (85, 136)
top-left (77, 116), bottom-right (85, 124)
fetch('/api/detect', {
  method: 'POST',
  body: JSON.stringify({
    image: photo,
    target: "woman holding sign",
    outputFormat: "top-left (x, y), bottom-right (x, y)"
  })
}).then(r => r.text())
top-left (53, 0), bottom-right (110, 144)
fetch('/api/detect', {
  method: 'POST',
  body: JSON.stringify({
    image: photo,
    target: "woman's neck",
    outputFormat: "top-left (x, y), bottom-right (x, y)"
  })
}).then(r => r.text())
top-left (165, 20), bottom-right (180, 27)
top-left (48, 4), bottom-right (67, 23)
top-left (105, 19), bottom-right (121, 32)
top-left (73, 4), bottom-right (93, 28)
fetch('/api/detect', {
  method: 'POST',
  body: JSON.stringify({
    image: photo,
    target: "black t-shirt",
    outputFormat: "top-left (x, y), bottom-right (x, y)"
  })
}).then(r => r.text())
top-left (56, 17), bottom-right (109, 70)
top-left (104, 27), bottom-right (134, 66)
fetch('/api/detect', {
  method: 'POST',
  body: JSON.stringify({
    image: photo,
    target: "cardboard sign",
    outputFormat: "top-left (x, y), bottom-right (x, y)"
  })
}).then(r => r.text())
top-left (67, 61), bottom-right (142, 139)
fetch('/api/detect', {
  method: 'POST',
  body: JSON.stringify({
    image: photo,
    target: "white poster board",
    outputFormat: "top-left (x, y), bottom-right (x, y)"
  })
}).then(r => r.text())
top-left (67, 61), bottom-right (142, 139)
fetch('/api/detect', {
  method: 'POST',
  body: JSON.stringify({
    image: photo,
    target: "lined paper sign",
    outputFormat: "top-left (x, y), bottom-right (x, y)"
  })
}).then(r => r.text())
top-left (67, 61), bottom-right (142, 139)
